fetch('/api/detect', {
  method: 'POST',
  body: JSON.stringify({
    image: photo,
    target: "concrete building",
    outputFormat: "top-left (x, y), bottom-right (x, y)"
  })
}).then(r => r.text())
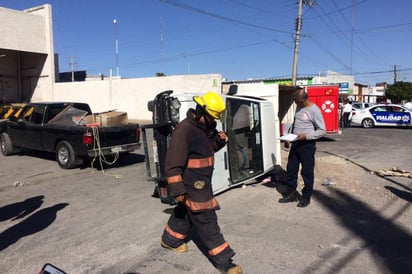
top-left (0, 4), bottom-right (55, 103)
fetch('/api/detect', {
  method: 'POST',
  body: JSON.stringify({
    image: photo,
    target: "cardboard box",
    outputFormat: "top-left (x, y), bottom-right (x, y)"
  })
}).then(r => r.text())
top-left (97, 111), bottom-right (128, 126)
top-left (84, 111), bottom-right (128, 126)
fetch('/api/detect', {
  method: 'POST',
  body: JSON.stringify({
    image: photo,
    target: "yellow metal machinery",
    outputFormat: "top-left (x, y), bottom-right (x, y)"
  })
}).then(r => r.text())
top-left (0, 103), bottom-right (26, 119)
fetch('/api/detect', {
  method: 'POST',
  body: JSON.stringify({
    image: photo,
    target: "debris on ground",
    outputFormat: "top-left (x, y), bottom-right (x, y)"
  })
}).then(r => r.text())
top-left (374, 167), bottom-right (412, 178)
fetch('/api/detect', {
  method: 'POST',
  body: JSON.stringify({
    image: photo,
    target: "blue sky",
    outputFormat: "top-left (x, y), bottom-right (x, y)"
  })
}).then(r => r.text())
top-left (1, 0), bottom-right (411, 85)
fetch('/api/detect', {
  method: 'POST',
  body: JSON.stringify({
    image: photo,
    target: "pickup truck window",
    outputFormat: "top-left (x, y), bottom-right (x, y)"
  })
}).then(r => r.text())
top-left (46, 103), bottom-right (91, 124)
top-left (17, 106), bottom-right (34, 122)
top-left (46, 105), bottom-right (66, 123)
top-left (33, 106), bottom-right (44, 124)
top-left (48, 105), bottom-right (88, 125)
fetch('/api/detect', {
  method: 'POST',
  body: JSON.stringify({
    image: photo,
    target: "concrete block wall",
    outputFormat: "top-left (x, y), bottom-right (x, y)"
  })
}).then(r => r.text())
top-left (52, 74), bottom-right (222, 121)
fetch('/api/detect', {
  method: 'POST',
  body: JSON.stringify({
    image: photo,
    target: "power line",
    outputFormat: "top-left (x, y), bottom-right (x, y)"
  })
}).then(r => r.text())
top-left (354, 67), bottom-right (412, 76)
top-left (300, 1), bottom-right (394, 75)
top-left (305, 0), bottom-right (367, 20)
top-left (160, 0), bottom-right (292, 35)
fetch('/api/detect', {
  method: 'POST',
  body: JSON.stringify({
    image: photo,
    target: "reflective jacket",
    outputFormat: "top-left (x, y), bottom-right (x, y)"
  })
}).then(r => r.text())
top-left (165, 109), bottom-right (226, 212)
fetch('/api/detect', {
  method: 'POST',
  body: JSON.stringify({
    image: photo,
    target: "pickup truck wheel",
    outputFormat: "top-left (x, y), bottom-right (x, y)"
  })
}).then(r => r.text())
top-left (1, 133), bottom-right (18, 156)
top-left (56, 141), bottom-right (76, 169)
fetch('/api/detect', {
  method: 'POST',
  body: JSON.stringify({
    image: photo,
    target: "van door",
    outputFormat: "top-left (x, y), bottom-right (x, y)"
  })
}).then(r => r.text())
top-left (212, 96), bottom-right (277, 194)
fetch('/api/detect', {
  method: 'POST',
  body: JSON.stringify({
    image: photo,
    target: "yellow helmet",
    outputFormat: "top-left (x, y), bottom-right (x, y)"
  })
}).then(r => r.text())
top-left (193, 91), bottom-right (226, 121)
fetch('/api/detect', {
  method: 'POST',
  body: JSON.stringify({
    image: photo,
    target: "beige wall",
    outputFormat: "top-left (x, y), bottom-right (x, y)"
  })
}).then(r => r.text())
top-left (0, 6), bottom-right (47, 53)
top-left (52, 74), bottom-right (222, 120)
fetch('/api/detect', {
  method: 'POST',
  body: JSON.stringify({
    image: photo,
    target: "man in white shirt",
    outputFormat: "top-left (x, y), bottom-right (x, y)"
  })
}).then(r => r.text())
top-left (342, 100), bottom-right (352, 128)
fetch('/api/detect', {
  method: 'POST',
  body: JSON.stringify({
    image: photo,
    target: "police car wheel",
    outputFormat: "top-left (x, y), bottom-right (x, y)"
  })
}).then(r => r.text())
top-left (362, 118), bottom-right (374, 128)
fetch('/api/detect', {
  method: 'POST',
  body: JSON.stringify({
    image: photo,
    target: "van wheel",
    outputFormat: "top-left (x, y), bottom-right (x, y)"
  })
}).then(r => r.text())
top-left (362, 118), bottom-right (374, 128)
top-left (56, 141), bottom-right (76, 169)
top-left (1, 133), bottom-right (19, 156)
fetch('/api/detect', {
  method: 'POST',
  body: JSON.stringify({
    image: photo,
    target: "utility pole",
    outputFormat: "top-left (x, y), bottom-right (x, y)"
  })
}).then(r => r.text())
top-left (350, 0), bottom-right (355, 75)
top-left (393, 64), bottom-right (398, 83)
top-left (291, 0), bottom-right (303, 86)
top-left (291, 0), bottom-right (316, 86)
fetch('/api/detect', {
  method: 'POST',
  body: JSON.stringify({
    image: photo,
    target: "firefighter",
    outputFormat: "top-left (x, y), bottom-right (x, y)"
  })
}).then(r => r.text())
top-left (160, 91), bottom-right (242, 274)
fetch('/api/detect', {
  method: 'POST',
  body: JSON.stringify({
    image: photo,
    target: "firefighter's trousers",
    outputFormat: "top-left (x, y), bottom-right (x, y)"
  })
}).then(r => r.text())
top-left (162, 202), bottom-right (235, 267)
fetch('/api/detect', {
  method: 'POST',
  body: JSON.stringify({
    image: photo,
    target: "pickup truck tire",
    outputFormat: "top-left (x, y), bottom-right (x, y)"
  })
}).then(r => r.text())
top-left (1, 132), bottom-right (19, 156)
top-left (56, 141), bottom-right (76, 169)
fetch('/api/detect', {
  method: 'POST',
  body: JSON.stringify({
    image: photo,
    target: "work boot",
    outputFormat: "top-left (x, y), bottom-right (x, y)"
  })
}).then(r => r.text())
top-left (217, 260), bottom-right (243, 274)
top-left (297, 198), bottom-right (310, 208)
top-left (278, 190), bottom-right (298, 203)
top-left (160, 240), bottom-right (188, 253)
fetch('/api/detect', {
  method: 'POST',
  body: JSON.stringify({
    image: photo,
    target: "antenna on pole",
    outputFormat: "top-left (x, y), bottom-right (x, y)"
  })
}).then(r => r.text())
top-left (69, 56), bottom-right (77, 82)
top-left (160, 16), bottom-right (164, 70)
top-left (113, 19), bottom-right (120, 77)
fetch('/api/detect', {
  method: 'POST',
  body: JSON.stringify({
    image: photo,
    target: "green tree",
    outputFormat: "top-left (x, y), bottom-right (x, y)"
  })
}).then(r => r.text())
top-left (156, 72), bottom-right (166, 77)
top-left (385, 81), bottom-right (412, 103)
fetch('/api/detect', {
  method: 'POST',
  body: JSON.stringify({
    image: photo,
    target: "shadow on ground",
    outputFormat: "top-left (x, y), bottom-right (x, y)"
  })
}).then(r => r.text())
top-left (0, 202), bottom-right (69, 251)
top-left (307, 187), bottom-right (412, 274)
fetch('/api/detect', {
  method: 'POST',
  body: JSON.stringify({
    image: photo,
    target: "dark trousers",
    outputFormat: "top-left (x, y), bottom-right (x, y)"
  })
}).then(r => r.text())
top-left (162, 202), bottom-right (235, 267)
top-left (343, 112), bottom-right (351, 127)
top-left (286, 141), bottom-right (316, 200)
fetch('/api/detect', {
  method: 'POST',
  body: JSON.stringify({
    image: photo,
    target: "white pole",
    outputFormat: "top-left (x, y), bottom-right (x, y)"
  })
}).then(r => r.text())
top-left (114, 19), bottom-right (120, 77)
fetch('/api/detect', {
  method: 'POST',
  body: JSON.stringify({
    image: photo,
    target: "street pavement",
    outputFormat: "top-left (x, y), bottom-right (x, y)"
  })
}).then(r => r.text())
top-left (0, 127), bottom-right (411, 273)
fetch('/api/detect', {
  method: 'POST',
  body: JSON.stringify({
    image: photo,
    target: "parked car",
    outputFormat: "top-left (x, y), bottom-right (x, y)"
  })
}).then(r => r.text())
top-left (351, 104), bottom-right (412, 128)
top-left (351, 101), bottom-right (374, 110)
top-left (338, 101), bottom-right (374, 118)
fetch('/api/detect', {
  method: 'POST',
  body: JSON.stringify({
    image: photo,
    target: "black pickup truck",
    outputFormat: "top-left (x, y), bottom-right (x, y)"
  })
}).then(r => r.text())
top-left (0, 102), bottom-right (141, 169)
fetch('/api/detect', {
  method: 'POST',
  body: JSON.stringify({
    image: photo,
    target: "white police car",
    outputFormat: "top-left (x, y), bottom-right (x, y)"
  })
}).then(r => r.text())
top-left (351, 104), bottom-right (412, 128)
